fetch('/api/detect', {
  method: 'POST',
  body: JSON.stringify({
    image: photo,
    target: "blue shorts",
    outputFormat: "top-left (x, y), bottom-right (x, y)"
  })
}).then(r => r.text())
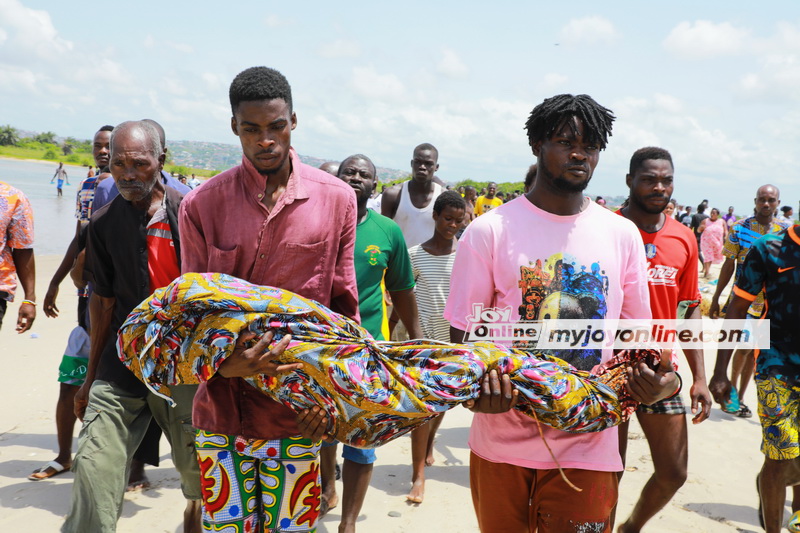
top-left (322, 440), bottom-right (376, 465)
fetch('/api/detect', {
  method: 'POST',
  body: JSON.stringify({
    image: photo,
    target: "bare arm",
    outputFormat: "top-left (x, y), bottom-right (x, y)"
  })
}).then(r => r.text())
top-left (11, 248), bottom-right (35, 333)
top-left (43, 221), bottom-right (82, 317)
top-left (709, 257), bottom-right (736, 318)
top-left (388, 287), bottom-right (422, 339)
top-left (381, 185), bottom-right (401, 219)
top-left (74, 293), bottom-right (115, 419)
top-left (708, 295), bottom-right (750, 406)
top-left (681, 304), bottom-right (712, 423)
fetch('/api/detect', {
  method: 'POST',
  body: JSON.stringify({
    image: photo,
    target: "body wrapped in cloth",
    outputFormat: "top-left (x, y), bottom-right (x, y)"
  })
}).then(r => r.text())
top-left (118, 273), bottom-right (652, 448)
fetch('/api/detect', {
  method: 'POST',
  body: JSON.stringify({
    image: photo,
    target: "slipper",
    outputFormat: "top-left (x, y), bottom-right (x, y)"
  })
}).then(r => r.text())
top-left (28, 460), bottom-right (70, 481)
top-left (788, 510), bottom-right (800, 532)
top-left (723, 387), bottom-right (740, 413)
top-left (320, 494), bottom-right (338, 518)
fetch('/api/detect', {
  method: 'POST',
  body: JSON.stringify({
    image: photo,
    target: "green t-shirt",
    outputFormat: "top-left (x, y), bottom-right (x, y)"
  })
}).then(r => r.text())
top-left (354, 209), bottom-right (415, 340)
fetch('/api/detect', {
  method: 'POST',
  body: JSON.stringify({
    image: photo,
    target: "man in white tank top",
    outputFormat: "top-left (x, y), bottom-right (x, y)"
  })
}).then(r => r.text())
top-left (381, 143), bottom-right (443, 248)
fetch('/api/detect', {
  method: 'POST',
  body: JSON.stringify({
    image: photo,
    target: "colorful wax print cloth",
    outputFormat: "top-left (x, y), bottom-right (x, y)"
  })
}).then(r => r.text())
top-left (0, 181), bottom-right (34, 301)
top-left (118, 273), bottom-right (651, 448)
top-left (196, 430), bottom-right (321, 532)
top-left (723, 215), bottom-right (790, 316)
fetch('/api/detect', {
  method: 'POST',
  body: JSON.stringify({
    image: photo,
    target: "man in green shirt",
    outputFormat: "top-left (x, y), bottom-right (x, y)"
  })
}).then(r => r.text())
top-left (320, 153), bottom-right (422, 533)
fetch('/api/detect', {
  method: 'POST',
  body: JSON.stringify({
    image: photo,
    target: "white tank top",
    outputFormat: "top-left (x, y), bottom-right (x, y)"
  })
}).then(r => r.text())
top-left (393, 181), bottom-right (442, 248)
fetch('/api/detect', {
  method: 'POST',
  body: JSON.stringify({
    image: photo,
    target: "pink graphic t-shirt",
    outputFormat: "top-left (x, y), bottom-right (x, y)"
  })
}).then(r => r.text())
top-left (444, 197), bottom-right (650, 471)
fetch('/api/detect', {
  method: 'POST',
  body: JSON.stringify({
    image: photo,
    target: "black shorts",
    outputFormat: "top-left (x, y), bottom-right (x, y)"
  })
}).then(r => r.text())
top-left (0, 298), bottom-right (7, 330)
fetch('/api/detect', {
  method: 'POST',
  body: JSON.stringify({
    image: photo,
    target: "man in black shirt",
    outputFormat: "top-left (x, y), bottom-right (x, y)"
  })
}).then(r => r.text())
top-left (62, 121), bottom-right (201, 533)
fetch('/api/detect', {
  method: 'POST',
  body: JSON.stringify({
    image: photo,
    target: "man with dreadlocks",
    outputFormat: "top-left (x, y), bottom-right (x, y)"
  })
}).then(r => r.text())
top-left (444, 94), bottom-right (679, 532)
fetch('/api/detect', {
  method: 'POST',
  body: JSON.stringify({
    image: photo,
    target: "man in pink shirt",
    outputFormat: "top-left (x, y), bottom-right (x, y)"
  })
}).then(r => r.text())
top-left (179, 67), bottom-right (359, 533)
top-left (444, 94), bottom-right (679, 532)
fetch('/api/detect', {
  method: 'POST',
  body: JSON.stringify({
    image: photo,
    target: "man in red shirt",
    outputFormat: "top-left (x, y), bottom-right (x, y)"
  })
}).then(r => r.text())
top-left (179, 67), bottom-right (359, 533)
top-left (616, 147), bottom-right (713, 532)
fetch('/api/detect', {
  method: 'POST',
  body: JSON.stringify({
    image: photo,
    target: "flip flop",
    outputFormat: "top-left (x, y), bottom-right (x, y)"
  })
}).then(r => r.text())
top-left (723, 387), bottom-right (740, 413)
top-left (320, 494), bottom-right (338, 518)
top-left (28, 460), bottom-right (70, 481)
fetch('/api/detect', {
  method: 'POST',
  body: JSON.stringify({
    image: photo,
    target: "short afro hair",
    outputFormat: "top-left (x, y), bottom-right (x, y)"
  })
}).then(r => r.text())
top-left (229, 66), bottom-right (292, 114)
top-left (525, 94), bottom-right (615, 150)
top-left (629, 146), bottom-right (673, 176)
top-left (338, 154), bottom-right (377, 179)
top-left (433, 190), bottom-right (466, 214)
top-left (97, 125), bottom-right (114, 132)
top-left (413, 143), bottom-right (439, 161)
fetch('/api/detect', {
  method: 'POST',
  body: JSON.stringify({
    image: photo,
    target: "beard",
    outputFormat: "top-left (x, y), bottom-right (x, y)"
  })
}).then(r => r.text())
top-left (630, 193), bottom-right (669, 215)
top-left (552, 176), bottom-right (590, 193)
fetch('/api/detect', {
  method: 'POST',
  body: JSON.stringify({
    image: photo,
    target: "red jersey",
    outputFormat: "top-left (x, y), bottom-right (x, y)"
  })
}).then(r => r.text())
top-left (617, 211), bottom-right (701, 320)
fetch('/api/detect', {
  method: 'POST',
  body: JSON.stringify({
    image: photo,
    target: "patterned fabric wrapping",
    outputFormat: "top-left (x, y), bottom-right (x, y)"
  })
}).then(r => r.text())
top-left (117, 273), bottom-right (652, 448)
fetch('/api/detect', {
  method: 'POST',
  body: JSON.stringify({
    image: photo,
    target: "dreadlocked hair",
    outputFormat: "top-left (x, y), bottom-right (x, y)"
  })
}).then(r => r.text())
top-left (524, 94), bottom-right (615, 150)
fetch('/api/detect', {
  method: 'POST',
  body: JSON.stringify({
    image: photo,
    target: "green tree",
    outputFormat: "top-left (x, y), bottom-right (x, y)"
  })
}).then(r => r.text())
top-left (34, 131), bottom-right (57, 144)
top-left (62, 142), bottom-right (73, 155)
top-left (0, 125), bottom-right (20, 146)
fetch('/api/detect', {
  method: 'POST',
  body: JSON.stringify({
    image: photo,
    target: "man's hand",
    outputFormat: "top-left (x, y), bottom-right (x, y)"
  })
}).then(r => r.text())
top-left (708, 374), bottom-right (733, 408)
top-left (689, 379), bottom-right (713, 424)
top-left (74, 382), bottom-right (91, 420)
top-left (626, 352), bottom-right (679, 405)
top-left (217, 330), bottom-right (301, 378)
top-left (44, 283), bottom-right (60, 318)
top-left (708, 298), bottom-right (722, 319)
top-left (16, 301), bottom-right (35, 333)
top-left (296, 406), bottom-right (333, 442)
top-left (463, 369), bottom-right (520, 413)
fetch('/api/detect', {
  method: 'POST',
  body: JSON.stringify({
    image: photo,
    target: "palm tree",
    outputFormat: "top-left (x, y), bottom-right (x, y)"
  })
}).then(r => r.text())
top-left (0, 125), bottom-right (20, 146)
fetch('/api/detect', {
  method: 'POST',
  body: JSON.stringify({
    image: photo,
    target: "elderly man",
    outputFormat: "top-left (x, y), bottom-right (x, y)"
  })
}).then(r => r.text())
top-left (62, 120), bottom-right (201, 533)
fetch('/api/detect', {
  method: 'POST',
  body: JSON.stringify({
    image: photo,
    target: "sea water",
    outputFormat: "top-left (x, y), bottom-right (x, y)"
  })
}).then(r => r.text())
top-left (0, 159), bottom-right (94, 255)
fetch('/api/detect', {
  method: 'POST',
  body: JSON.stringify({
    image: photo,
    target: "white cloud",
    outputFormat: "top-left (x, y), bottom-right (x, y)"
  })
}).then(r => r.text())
top-left (318, 38), bottom-right (360, 58)
top-left (0, 0), bottom-right (72, 63)
top-left (559, 16), bottom-right (618, 46)
top-left (663, 20), bottom-right (750, 59)
top-left (437, 48), bottom-right (468, 79)
top-left (736, 21), bottom-right (800, 102)
top-left (541, 73), bottom-right (568, 91)
top-left (264, 14), bottom-right (290, 28)
top-left (168, 41), bottom-right (194, 54)
top-left (349, 66), bottom-right (405, 101)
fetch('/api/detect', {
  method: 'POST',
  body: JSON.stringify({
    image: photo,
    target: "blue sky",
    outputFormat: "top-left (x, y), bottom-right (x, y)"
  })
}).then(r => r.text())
top-left (1, 0), bottom-right (798, 212)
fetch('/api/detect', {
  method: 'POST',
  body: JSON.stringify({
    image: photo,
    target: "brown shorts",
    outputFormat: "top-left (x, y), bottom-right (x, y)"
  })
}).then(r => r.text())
top-left (470, 451), bottom-right (618, 533)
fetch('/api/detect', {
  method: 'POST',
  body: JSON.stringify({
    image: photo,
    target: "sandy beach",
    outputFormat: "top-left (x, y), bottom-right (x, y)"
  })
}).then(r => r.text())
top-left (0, 256), bottom-right (775, 532)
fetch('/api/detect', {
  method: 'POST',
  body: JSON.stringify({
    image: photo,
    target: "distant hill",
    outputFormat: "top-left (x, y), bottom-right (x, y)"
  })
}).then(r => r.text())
top-left (168, 139), bottom-right (409, 182)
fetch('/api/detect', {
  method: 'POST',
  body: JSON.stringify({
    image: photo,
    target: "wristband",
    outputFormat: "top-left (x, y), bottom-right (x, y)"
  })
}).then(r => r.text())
top-left (21, 299), bottom-right (36, 306)
top-left (665, 372), bottom-right (682, 400)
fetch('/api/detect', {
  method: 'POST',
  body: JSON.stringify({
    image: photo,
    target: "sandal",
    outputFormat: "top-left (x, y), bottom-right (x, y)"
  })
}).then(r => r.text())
top-left (738, 404), bottom-right (753, 418)
top-left (723, 387), bottom-right (740, 413)
top-left (28, 460), bottom-right (70, 481)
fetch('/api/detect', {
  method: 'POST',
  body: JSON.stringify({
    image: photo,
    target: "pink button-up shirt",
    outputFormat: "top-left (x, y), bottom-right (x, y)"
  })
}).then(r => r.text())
top-left (179, 149), bottom-right (359, 439)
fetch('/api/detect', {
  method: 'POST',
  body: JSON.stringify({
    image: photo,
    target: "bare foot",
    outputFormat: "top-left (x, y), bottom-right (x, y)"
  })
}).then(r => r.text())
top-left (425, 452), bottom-right (435, 466)
top-left (406, 478), bottom-right (425, 504)
top-left (127, 459), bottom-right (150, 492)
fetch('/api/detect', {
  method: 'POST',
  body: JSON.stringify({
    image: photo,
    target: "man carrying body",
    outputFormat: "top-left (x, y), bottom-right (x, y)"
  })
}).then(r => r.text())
top-left (63, 121), bottom-right (201, 532)
top-left (709, 185), bottom-right (788, 417)
top-left (616, 147), bottom-right (712, 532)
top-left (381, 143), bottom-right (443, 248)
top-left (179, 66), bottom-right (359, 533)
top-left (0, 181), bottom-right (35, 333)
top-left (709, 223), bottom-right (800, 533)
top-left (474, 181), bottom-right (502, 216)
top-left (319, 153), bottom-right (421, 532)
top-left (443, 94), bottom-right (679, 532)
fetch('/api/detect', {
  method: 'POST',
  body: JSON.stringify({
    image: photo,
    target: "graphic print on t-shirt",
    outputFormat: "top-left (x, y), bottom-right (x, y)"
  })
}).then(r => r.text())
top-left (517, 253), bottom-right (609, 370)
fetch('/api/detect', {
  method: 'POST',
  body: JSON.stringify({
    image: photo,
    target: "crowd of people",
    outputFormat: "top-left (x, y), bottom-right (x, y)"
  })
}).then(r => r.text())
top-left (0, 67), bottom-right (798, 533)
